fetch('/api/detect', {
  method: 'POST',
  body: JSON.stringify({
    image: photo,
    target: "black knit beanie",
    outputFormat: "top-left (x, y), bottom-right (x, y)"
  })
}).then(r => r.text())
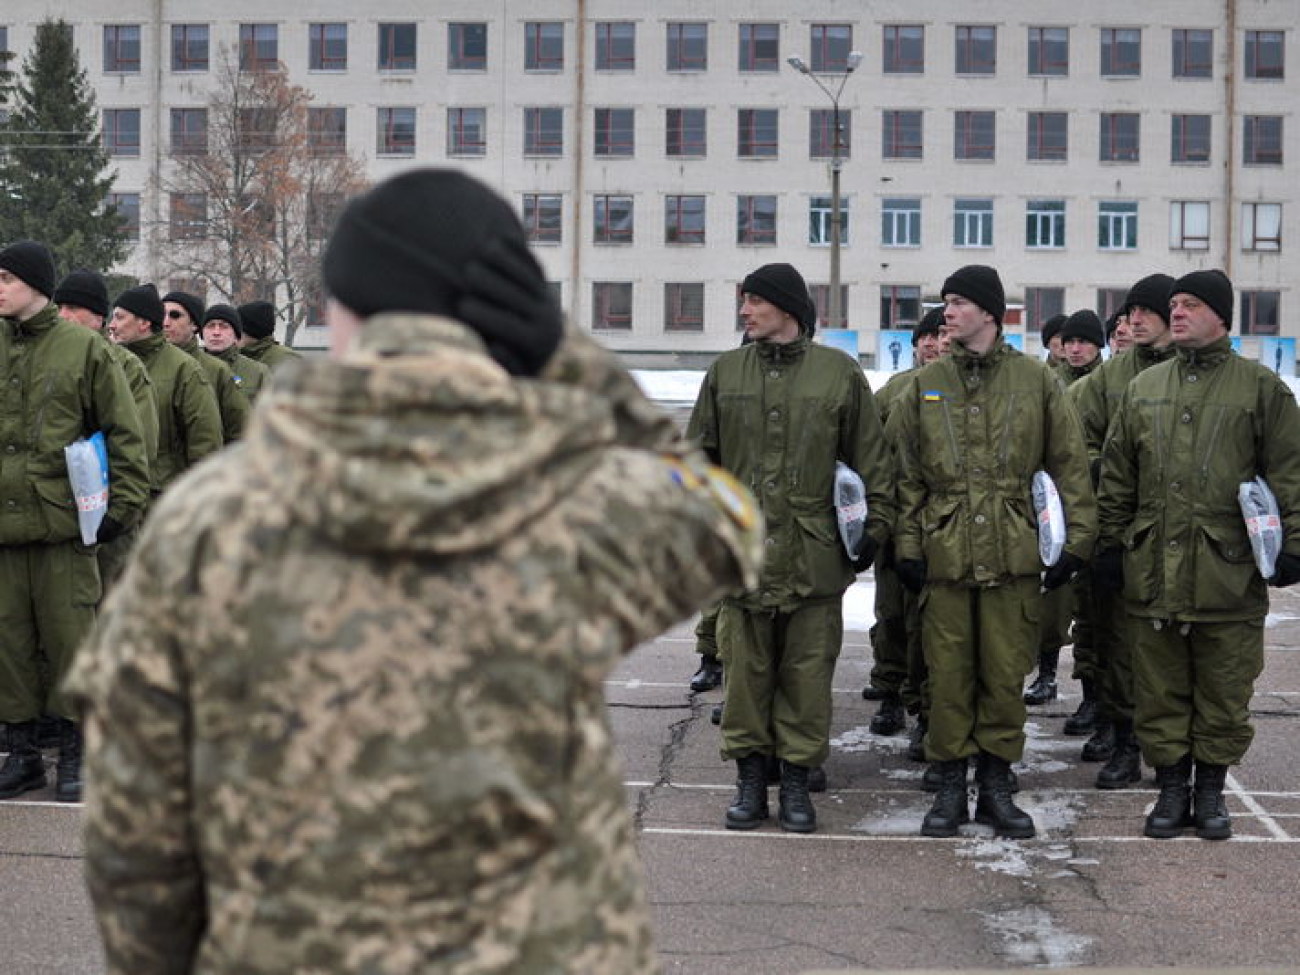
top-left (322, 168), bottom-right (561, 375)
top-left (1041, 313), bottom-right (1067, 343)
top-left (162, 291), bottom-right (205, 331)
top-left (0, 240), bottom-right (57, 299)
top-left (1170, 269), bottom-right (1233, 329)
top-left (1123, 273), bottom-right (1175, 324)
top-left (203, 303), bottom-right (243, 338)
top-left (1060, 309), bottom-right (1105, 348)
top-left (238, 301), bottom-right (277, 340)
top-left (114, 283), bottom-right (164, 329)
top-left (941, 265), bottom-right (1005, 326)
top-left (53, 269), bottom-right (109, 317)
top-left (913, 305), bottom-right (944, 345)
top-left (740, 263), bottom-right (817, 332)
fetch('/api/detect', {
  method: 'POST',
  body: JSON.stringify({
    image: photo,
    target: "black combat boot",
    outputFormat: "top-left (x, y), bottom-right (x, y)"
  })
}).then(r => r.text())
top-left (1063, 678), bottom-right (1099, 736)
top-left (764, 754), bottom-right (781, 784)
top-left (55, 720), bottom-right (83, 803)
top-left (907, 716), bottom-right (928, 763)
top-left (861, 684), bottom-right (887, 701)
top-left (689, 654), bottom-right (723, 692)
top-left (1095, 719), bottom-right (1142, 789)
top-left (0, 721), bottom-right (47, 799)
top-left (725, 754), bottom-right (770, 830)
top-left (778, 761), bottom-right (817, 833)
top-left (808, 766), bottom-right (827, 793)
top-left (1192, 760), bottom-right (1232, 840)
top-left (1023, 649), bottom-right (1059, 705)
top-left (1144, 754), bottom-right (1193, 838)
top-left (974, 753), bottom-right (1036, 839)
top-left (869, 692), bottom-right (906, 736)
top-left (1081, 718), bottom-right (1116, 762)
top-left (710, 701), bottom-right (724, 725)
top-left (921, 759), bottom-right (970, 836)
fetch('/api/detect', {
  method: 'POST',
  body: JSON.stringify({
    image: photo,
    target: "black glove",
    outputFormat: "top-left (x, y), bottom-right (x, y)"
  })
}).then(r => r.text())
top-left (1269, 551), bottom-right (1300, 588)
top-left (852, 536), bottom-right (879, 574)
top-left (96, 515), bottom-right (126, 545)
top-left (1092, 547), bottom-right (1125, 592)
top-left (896, 558), bottom-right (927, 595)
top-left (1041, 551), bottom-right (1085, 592)
top-left (458, 236), bottom-right (565, 378)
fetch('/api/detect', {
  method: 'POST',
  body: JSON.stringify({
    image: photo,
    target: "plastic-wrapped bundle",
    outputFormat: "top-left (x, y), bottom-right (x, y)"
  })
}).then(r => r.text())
top-left (834, 461), bottom-right (868, 560)
top-left (65, 431), bottom-right (108, 546)
top-left (1239, 476), bottom-right (1282, 579)
top-left (1032, 470), bottom-right (1066, 568)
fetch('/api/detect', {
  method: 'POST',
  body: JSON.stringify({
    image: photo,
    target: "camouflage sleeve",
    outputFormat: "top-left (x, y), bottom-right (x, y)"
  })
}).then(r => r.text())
top-left (1096, 384), bottom-right (1140, 552)
top-left (1042, 370), bottom-right (1097, 561)
top-left (178, 360), bottom-right (226, 462)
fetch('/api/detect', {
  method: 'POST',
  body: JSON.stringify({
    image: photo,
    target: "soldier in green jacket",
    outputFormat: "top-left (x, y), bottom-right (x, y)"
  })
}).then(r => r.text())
top-left (0, 241), bottom-right (151, 803)
top-left (1096, 269), bottom-right (1300, 840)
top-left (689, 263), bottom-right (895, 834)
top-left (201, 304), bottom-right (271, 404)
top-left (163, 291), bottom-right (252, 441)
top-left (238, 300), bottom-right (303, 374)
top-left (888, 265), bottom-right (1096, 839)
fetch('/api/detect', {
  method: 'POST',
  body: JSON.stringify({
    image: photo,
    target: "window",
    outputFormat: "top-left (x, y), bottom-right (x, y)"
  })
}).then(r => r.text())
top-left (665, 195), bottom-right (706, 244)
top-left (665, 283), bottom-right (704, 331)
top-left (1100, 112), bottom-right (1140, 162)
top-left (810, 109), bottom-right (850, 159)
top-left (108, 192), bottom-right (140, 240)
top-left (170, 108), bottom-right (208, 156)
top-left (307, 107), bottom-right (347, 155)
top-left (239, 24), bottom-right (278, 71)
top-left (171, 24), bottom-right (209, 72)
top-left (954, 111), bottom-right (995, 160)
top-left (596, 22), bottom-right (634, 70)
top-left (1100, 28), bottom-right (1141, 76)
top-left (1169, 201), bottom-right (1210, 250)
top-left (1244, 115), bottom-right (1283, 165)
top-left (737, 195), bottom-right (777, 244)
top-left (954, 198), bottom-right (993, 247)
top-left (102, 109), bottom-right (140, 157)
top-left (880, 286), bottom-right (920, 328)
top-left (882, 110), bottom-right (922, 159)
top-left (377, 107), bottom-right (416, 156)
top-left (1242, 202), bottom-right (1282, 251)
top-left (1173, 28), bottom-right (1212, 78)
top-left (379, 23), bottom-right (416, 70)
top-left (811, 24), bottom-right (852, 72)
top-left (667, 22), bottom-right (706, 71)
top-left (737, 109), bottom-right (778, 158)
top-left (594, 108), bottom-right (634, 157)
top-left (1245, 30), bottom-right (1284, 80)
top-left (447, 108), bottom-right (485, 156)
top-left (1024, 287), bottom-right (1065, 330)
top-left (666, 108), bottom-right (706, 157)
top-left (739, 23), bottom-right (779, 72)
top-left (883, 25), bottom-right (923, 74)
top-left (524, 108), bottom-right (563, 156)
top-left (1240, 291), bottom-right (1280, 335)
top-left (1027, 112), bottom-right (1067, 161)
top-left (306, 192), bottom-right (344, 240)
top-left (593, 282), bottom-right (632, 330)
top-left (881, 198), bottom-right (919, 247)
top-left (1028, 27), bottom-right (1068, 76)
top-left (594, 195), bottom-right (634, 243)
top-left (808, 285), bottom-right (850, 329)
top-left (1171, 114), bottom-right (1211, 163)
top-left (526, 22), bottom-right (564, 71)
top-left (955, 25), bottom-right (996, 74)
top-left (449, 23), bottom-right (486, 70)
top-left (236, 108), bottom-right (276, 152)
top-left (169, 192), bottom-right (208, 240)
top-left (522, 194), bottom-right (562, 244)
top-left (104, 25), bottom-right (141, 73)
top-left (810, 197), bottom-right (849, 245)
top-left (309, 23), bottom-right (347, 70)
top-left (1098, 201), bottom-right (1138, 250)
top-left (1096, 289), bottom-right (1129, 322)
top-left (1027, 199), bottom-right (1066, 248)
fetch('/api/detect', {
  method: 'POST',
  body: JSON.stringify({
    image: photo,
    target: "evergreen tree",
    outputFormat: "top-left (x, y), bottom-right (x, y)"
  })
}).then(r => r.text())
top-left (0, 19), bottom-right (127, 273)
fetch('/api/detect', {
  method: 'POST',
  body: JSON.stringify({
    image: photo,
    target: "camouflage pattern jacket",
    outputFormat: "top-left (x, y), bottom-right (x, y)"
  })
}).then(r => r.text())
top-left (68, 313), bottom-right (762, 975)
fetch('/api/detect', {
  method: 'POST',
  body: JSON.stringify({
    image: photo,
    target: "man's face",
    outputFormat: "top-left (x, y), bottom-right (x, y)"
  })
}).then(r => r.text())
top-left (1046, 334), bottom-right (1065, 362)
top-left (58, 303), bottom-right (102, 330)
top-left (943, 294), bottom-right (995, 347)
top-left (1063, 337), bottom-right (1101, 368)
top-left (0, 270), bottom-right (46, 321)
top-left (162, 301), bottom-right (196, 345)
top-left (937, 323), bottom-right (954, 355)
top-left (202, 320), bottom-right (237, 353)
top-left (1110, 314), bottom-right (1134, 352)
top-left (1169, 293), bottom-right (1227, 349)
top-left (739, 293), bottom-right (800, 344)
top-left (915, 331), bottom-right (942, 365)
top-left (1127, 305), bottom-right (1170, 347)
top-left (108, 307), bottom-right (153, 344)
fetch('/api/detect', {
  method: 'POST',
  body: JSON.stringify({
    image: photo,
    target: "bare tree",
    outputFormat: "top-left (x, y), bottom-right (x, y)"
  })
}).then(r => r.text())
top-left (153, 47), bottom-right (366, 346)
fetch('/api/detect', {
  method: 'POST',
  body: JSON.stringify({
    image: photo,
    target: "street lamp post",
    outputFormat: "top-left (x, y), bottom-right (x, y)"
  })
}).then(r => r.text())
top-left (787, 51), bottom-right (862, 333)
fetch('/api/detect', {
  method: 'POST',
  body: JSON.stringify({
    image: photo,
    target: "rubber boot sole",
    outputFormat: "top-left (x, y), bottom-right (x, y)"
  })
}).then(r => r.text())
top-left (974, 810), bottom-right (1036, 839)
top-left (0, 769), bottom-right (47, 800)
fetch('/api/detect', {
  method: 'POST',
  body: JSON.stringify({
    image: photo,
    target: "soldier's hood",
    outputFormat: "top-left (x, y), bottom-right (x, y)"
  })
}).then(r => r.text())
top-left (243, 313), bottom-right (619, 555)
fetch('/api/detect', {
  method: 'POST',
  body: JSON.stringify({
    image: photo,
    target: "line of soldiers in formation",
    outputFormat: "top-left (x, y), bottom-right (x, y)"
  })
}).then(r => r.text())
top-left (0, 239), bottom-right (300, 803)
top-left (687, 261), bottom-right (1300, 842)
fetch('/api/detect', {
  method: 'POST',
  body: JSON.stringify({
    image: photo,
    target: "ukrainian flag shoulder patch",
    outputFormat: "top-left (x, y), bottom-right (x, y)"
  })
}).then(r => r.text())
top-left (922, 390), bottom-right (944, 402)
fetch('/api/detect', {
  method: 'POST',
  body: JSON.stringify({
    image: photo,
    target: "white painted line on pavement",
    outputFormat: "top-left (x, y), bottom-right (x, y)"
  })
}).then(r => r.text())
top-left (640, 826), bottom-right (1300, 843)
top-left (624, 780), bottom-right (1300, 800)
top-left (1, 800), bottom-right (82, 809)
top-left (1227, 771), bottom-right (1291, 840)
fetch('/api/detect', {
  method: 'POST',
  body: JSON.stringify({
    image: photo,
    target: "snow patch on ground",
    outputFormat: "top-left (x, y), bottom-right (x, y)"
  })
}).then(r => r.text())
top-left (830, 724), bottom-right (910, 754)
top-left (978, 905), bottom-right (1096, 968)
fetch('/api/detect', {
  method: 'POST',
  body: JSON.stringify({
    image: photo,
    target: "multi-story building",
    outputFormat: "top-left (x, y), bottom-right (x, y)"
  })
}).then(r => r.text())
top-left (1, 1), bottom-right (1294, 361)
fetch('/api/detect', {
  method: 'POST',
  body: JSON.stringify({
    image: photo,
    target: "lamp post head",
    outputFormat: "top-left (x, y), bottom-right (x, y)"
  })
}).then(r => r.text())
top-left (846, 51), bottom-right (863, 73)
top-left (787, 55), bottom-right (809, 74)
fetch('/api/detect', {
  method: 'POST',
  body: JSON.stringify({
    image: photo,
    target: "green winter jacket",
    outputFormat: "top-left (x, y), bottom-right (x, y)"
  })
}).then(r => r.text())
top-left (1097, 336), bottom-right (1300, 621)
top-left (888, 336), bottom-right (1096, 585)
top-left (179, 336), bottom-right (251, 442)
top-left (687, 335), bottom-right (895, 608)
top-left (242, 336), bottom-right (302, 374)
top-left (0, 304), bottom-right (151, 543)
top-left (102, 330), bottom-right (160, 468)
top-left (1070, 343), bottom-right (1176, 462)
top-left (209, 345), bottom-right (270, 404)
top-left (1061, 354), bottom-right (1102, 387)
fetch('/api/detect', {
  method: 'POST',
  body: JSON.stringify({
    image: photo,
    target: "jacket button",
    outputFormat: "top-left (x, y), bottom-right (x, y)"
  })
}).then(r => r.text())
top-left (769, 370), bottom-right (780, 379)
top-left (974, 514), bottom-right (986, 524)
top-left (4, 444), bottom-right (13, 454)
top-left (1169, 539), bottom-right (1179, 549)
top-left (970, 405), bottom-right (981, 415)
top-left (1188, 374), bottom-right (1199, 382)
top-left (1170, 481), bottom-right (1181, 492)
top-left (1181, 412), bottom-right (1192, 423)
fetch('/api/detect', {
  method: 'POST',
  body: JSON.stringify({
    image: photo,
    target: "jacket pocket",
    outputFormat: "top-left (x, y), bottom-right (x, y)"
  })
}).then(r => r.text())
top-left (1122, 513), bottom-right (1160, 605)
top-left (31, 476), bottom-right (80, 544)
top-left (1001, 496), bottom-right (1041, 577)
top-left (1193, 520), bottom-right (1262, 611)
top-left (921, 496), bottom-right (967, 582)
top-left (793, 504), bottom-right (850, 596)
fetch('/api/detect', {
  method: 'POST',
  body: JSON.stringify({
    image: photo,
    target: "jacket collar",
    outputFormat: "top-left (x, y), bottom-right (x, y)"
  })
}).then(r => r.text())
top-left (755, 333), bottom-right (808, 364)
top-left (1134, 342), bottom-right (1176, 367)
top-left (1176, 334), bottom-right (1233, 370)
top-left (6, 302), bottom-right (59, 338)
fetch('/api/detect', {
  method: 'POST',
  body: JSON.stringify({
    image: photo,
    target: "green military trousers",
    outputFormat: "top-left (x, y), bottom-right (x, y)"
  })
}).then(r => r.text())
top-left (1089, 585), bottom-right (1134, 721)
top-left (901, 587), bottom-right (927, 718)
top-left (1132, 617), bottom-right (1264, 767)
top-left (1068, 570), bottom-right (1098, 683)
top-left (1038, 582), bottom-right (1073, 657)
top-left (717, 597), bottom-right (843, 768)
top-left (0, 541), bottom-right (101, 722)
top-left (694, 602), bottom-right (720, 657)
top-left (867, 553), bottom-right (908, 698)
top-left (922, 577), bottom-right (1039, 763)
